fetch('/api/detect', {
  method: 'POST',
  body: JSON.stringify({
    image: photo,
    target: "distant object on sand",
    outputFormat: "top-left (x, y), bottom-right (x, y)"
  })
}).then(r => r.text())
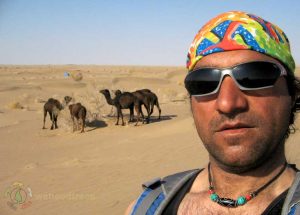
top-left (70, 71), bottom-right (83, 82)
top-left (64, 72), bottom-right (70, 77)
top-left (63, 71), bottom-right (83, 81)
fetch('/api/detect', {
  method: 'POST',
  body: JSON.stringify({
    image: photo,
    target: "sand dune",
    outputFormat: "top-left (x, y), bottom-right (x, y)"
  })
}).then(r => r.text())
top-left (0, 65), bottom-right (299, 215)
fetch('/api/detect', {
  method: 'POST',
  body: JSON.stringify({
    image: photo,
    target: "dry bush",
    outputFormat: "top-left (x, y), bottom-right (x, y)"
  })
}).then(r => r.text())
top-left (7, 101), bottom-right (24, 110)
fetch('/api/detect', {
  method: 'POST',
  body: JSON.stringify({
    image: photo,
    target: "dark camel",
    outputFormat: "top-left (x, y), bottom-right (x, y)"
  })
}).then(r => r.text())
top-left (115, 90), bottom-right (148, 125)
top-left (69, 103), bottom-right (87, 133)
top-left (114, 90), bottom-right (145, 126)
top-left (100, 89), bottom-right (136, 126)
top-left (136, 89), bottom-right (161, 121)
top-left (42, 96), bottom-right (72, 130)
top-left (115, 89), bottom-right (161, 125)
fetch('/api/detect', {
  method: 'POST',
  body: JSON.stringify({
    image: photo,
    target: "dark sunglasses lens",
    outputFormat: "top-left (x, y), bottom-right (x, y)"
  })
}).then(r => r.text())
top-left (233, 62), bottom-right (281, 88)
top-left (185, 69), bottom-right (221, 95)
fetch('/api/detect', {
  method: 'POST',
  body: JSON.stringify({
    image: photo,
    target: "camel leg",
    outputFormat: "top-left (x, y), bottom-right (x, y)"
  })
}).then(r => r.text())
top-left (81, 111), bottom-right (86, 132)
top-left (116, 108), bottom-right (124, 126)
top-left (134, 104), bottom-right (142, 126)
top-left (43, 109), bottom-right (47, 129)
top-left (50, 112), bottom-right (54, 130)
top-left (79, 108), bottom-right (86, 132)
top-left (71, 116), bottom-right (75, 132)
top-left (140, 108), bottom-right (146, 124)
top-left (80, 118), bottom-right (85, 133)
top-left (76, 118), bottom-right (80, 131)
top-left (54, 114), bottom-right (58, 129)
top-left (54, 116), bottom-right (58, 129)
top-left (156, 101), bottom-right (161, 120)
top-left (129, 107), bottom-right (134, 122)
top-left (149, 101), bottom-right (154, 116)
top-left (145, 104), bottom-right (151, 124)
top-left (116, 108), bottom-right (120, 125)
top-left (78, 118), bottom-right (81, 131)
top-left (120, 109), bottom-right (125, 126)
top-left (141, 105), bottom-right (147, 124)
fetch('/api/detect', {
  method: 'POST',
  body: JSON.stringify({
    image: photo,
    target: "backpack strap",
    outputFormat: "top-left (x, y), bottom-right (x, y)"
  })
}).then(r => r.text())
top-left (155, 169), bottom-right (201, 215)
top-left (282, 172), bottom-right (300, 215)
top-left (130, 169), bottom-right (201, 215)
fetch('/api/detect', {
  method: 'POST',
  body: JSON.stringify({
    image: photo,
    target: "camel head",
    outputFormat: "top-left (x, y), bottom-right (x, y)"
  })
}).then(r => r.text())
top-left (64, 96), bottom-right (72, 104)
top-left (99, 89), bottom-right (110, 96)
top-left (60, 96), bottom-right (72, 109)
top-left (100, 89), bottom-right (116, 105)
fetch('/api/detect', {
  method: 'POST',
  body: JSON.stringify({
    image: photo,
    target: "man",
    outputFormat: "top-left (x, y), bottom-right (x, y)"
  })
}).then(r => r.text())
top-left (126, 11), bottom-right (300, 215)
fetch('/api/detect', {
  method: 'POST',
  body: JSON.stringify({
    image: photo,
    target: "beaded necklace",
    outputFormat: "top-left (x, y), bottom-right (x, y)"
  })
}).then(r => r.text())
top-left (208, 162), bottom-right (288, 207)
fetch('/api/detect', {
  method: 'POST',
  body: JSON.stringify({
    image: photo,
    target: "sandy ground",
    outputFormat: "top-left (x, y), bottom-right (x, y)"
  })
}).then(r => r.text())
top-left (0, 65), bottom-right (300, 215)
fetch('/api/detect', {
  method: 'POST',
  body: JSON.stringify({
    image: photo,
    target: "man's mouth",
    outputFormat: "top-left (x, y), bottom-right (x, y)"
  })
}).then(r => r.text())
top-left (216, 122), bottom-right (254, 132)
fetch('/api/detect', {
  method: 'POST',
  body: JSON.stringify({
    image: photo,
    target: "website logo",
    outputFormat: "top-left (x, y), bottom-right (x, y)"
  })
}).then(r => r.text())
top-left (4, 181), bottom-right (32, 210)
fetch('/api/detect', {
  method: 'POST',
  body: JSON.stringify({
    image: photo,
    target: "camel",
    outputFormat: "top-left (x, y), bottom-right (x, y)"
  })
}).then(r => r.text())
top-left (100, 89), bottom-right (136, 126)
top-left (115, 89), bottom-right (161, 125)
top-left (136, 89), bottom-right (161, 120)
top-left (69, 103), bottom-right (87, 133)
top-left (115, 90), bottom-right (149, 125)
top-left (115, 90), bottom-right (146, 126)
top-left (42, 96), bottom-right (72, 130)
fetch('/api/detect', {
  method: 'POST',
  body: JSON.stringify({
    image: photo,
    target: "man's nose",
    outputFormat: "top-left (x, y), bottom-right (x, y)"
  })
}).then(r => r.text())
top-left (216, 76), bottom-right (248, 115)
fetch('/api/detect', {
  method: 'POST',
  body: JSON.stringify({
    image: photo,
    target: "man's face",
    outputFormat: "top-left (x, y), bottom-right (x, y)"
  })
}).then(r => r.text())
top-left (190, 50), bottom-right (292, 170)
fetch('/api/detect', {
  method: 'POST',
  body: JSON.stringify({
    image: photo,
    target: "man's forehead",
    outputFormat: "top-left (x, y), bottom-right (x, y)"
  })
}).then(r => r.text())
top-left (194, 50), bottom-right (280, 69)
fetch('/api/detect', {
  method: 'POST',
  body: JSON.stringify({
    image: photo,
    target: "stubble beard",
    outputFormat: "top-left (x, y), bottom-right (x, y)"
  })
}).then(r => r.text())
top-left (198, 113), bottom-right (287, 173)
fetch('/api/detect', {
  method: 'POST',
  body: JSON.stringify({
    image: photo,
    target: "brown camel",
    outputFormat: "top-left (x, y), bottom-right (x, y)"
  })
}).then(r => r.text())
top-left (115, 90), bottom-right (145, 126)
top-left (42, 96), bottom-right (72, 130)
top-left (69, 103), bottom-right (87, 133)
top-left (100, 89), bottom-right (136, 126)
top-left (136, 89), bottom-right (161, 120)
top-left (115, 90), bottom-right (148, 125)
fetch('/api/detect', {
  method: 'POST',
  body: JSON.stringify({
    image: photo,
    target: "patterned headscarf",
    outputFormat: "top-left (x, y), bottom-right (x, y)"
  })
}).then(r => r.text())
top-left (186, 11), bottom-right (295, 73)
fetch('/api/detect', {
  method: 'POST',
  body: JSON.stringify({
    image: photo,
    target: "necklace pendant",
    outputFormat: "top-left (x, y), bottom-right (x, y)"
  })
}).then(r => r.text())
top-left (217, 198), bottom-right (237, 208)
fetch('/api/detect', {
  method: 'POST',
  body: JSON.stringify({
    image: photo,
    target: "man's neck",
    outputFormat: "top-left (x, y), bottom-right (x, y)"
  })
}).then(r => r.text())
top-left (179, 154), bottom-right (296, 215)
top-left (208, 140), bottom-right (290, 197)
top-left (209, 158), bottom-right (287, 198)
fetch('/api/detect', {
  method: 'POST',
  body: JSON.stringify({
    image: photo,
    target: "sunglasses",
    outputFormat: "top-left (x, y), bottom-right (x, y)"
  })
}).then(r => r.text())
top-left (184, 61), bottom-right (287, 97)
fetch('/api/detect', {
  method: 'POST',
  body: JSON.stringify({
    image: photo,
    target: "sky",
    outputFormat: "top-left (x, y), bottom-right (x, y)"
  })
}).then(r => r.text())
top-left (0, 0), bottom-right (299, 66)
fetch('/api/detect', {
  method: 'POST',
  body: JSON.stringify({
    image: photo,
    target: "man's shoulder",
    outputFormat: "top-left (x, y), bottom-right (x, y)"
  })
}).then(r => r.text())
top-left (143, 169), bottom-right (201, 193)
top-left (128, 169), bottom-right (202, 215)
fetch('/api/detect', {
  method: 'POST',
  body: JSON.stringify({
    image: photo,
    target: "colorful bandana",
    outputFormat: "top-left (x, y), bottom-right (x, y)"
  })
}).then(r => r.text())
top-left (186, 11), bottom-right (295, 73)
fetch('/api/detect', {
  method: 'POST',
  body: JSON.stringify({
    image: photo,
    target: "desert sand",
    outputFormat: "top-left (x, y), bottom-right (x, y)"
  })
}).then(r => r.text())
top-left (0, 65), bottom-right (300, 215)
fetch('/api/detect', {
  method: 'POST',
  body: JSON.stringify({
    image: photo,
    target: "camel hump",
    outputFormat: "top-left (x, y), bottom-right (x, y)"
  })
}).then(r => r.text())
top-left (46, 98), bottom-right (59, 104)
top-left (139, 89), bottom-right (152, 93)
top-left (118, 92), bottom-right (135, 99)
top-left (121, 91), bottom-right (133, 96)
